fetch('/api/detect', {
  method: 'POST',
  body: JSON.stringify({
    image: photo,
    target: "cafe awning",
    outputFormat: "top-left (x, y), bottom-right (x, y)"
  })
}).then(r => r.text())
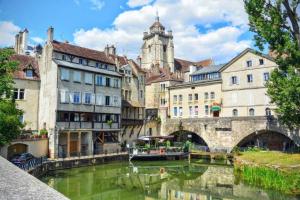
top-left (211, 105), bottom-right (221, 111)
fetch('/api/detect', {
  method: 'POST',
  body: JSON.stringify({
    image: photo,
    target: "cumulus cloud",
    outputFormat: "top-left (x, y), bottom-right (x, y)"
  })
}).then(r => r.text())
top-left (0, 21), bottom-right (20, 47)
top-left (127, 0), bottom-right (154, 8)
top-left (74, 0), bottom-right (252, 63)
top-left (90, 0), bottom-right (105, 10)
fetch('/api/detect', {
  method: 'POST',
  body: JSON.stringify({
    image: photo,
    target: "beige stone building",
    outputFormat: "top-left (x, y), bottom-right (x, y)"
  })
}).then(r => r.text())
top-left (11, 54), bottom-right (40, 132)
top-left (39, 27), bottom-right (122, 158)
top-left (220, 48), bottom-right (276, 117)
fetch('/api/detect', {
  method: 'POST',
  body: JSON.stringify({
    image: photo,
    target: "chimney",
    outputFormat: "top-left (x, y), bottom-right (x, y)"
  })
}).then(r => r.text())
top-left (21, 28), bottom-right (28, 54)
top-left (47, 26), bottom-right (54, 43)
top-left (104, 44), bottom-right (109, 56)
top-left (14, 34), bottom-right (19, 53)
top-left (104, 45), bottom-right (116, 56)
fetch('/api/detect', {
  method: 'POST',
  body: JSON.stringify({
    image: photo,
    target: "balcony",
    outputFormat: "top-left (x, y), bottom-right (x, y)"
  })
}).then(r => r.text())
top-left (56, 122), bottom-right (120, 130)
top-left (121, 118), bottom-right (144, 126)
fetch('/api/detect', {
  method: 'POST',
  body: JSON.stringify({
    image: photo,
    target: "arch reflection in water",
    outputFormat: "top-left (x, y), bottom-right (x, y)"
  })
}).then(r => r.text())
top-left (40, 161), bottom-right (297, 200)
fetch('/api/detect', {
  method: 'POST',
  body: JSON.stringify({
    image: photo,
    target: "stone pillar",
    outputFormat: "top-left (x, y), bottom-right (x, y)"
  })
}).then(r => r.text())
top-left (67, 131), bottom-right (70, 157)
top-left (88, 131), bottom-right (93, 156)
top-left (78, 132), bottom-right (81, 156)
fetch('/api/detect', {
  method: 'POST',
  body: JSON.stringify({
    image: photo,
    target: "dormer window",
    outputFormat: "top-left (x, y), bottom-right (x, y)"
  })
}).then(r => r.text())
top-left (246, 60), bottom-right (252, 67)
top-left (79, 58), bottom-right (83, 64)
top-left (62, 54), bottom-right (66, 61)
top-left (25, 69), bottom-right (33, 78)
top-left (259, 58), bottom-right (264, 65)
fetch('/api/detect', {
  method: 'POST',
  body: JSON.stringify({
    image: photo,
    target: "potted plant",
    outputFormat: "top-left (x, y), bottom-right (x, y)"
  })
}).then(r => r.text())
top-left (107, 119), bottom-right (113, 128)
top-left (40, 128), bottom-right (48, 138)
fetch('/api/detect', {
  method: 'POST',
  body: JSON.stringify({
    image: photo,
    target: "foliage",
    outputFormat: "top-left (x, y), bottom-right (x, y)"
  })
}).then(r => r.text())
top-left (244, 0), bottom-right (300, 127)
top-left (106, 119), bottom-right (113, 127)
top-left (39, 128), bottom-right (48, 135)
top-left (0, 48), bottom-right (24, 146)
top-left (235, 165), bottom-right (300, 195)
top-left (246, 146), bottom-right (264, 152)
top-left (155, 116), bottom-right (161, 124)
top-left (0, 100), bottom-right (24, 145)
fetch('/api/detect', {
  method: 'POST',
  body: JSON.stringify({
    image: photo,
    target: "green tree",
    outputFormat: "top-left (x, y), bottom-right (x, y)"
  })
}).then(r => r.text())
top-left (244, 0), bottom-right (300, 127)
top-left (0, 48), bottom-right (24, 146)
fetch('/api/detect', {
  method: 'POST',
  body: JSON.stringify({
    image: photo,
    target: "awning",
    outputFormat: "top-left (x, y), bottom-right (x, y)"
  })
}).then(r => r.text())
top-left (211, 105), bottom-right (221, 111)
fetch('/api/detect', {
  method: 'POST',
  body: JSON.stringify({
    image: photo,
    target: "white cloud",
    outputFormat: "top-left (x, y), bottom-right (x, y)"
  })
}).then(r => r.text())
top-left (31, 37), bottom-right (45, 44)
top-left (74, 0), bottom-right (251, 63)
top-left (127, 0), bottom-right (154, 8)
top-left (74, 0), bottom-right (80, 6)
top-left (90, 0), bottom-right (105, 10)
top-left (0, 21), bottom-right (20, 47)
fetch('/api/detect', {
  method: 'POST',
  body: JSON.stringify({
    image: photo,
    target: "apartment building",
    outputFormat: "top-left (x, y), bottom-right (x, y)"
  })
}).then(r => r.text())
top-left (39, 27), bottom-right (122, 158)
top-left (221, 48), bottom-right (276, 117)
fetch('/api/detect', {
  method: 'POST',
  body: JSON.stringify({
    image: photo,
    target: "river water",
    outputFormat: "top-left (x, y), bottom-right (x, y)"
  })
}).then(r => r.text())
top-left (40, 160), bottom-right (298, 200)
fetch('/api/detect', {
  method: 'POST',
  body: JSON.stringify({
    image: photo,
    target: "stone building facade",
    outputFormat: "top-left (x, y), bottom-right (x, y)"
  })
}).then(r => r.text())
top-left (39, 27), bottom-right (122, 158)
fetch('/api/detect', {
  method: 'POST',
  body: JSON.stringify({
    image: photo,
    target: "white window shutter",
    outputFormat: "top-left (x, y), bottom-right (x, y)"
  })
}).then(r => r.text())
top-left (110, 96), bottom-right (113, 106)
top-left (102, 77), bottom-right (106, 86)
top-left (69, 92), bottom-right (74, 103)
top-left (78, 92), bottom-right (82, 103)
top-left (60, 90), bottom-right (66, 103)
top-left (91, 94), bottom-right (95, 104)
top-left (96, 94), bottom-right (100, 105)
top-left (237, 77), bottom-right (240, 85)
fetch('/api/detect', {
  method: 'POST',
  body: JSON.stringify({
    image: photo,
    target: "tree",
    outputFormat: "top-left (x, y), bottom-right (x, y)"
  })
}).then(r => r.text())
top-left (244, 0), bottom-right (300, 127)
top-left (0, 48), bottom-right (24, 146)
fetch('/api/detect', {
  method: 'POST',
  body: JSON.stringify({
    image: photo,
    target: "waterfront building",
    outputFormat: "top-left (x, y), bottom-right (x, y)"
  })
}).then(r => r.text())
top-left (39, 27), bottom-right (122, 158)
top-left (220, 48), bottom-right (276, 117)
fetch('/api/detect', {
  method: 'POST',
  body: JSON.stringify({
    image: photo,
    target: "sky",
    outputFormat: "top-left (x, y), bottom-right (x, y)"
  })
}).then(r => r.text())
top-left (0, 0), bottom-right (255, 63)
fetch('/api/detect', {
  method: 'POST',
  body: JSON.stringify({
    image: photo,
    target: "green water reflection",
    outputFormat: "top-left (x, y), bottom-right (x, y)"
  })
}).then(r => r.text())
top-left (40, 161), bottom-right (298, 200)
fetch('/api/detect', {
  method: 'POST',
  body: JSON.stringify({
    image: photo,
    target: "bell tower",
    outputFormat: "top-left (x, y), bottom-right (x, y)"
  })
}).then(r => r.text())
top-left (141, 14), bottom-right (174, 72)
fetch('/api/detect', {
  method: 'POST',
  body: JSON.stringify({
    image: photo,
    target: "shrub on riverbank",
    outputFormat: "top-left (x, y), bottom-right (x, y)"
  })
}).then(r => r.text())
top-left (235, 165), bottom-right (300, 195)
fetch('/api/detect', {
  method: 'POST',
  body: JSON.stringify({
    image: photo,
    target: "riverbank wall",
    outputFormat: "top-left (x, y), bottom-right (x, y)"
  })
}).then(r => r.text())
top-left (29, 153), bottom-right (129, 178)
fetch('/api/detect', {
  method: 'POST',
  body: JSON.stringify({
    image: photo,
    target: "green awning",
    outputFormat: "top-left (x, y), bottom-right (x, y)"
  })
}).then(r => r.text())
top-left (211, 106), bottom-right (221, 111)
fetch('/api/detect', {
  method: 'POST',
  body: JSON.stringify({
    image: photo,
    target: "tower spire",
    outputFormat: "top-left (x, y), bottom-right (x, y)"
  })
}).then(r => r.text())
top-left (156, 9), bottom-right (159, 22)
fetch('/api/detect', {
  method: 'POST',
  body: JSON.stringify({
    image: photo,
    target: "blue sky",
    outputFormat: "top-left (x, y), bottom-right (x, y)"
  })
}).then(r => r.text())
top-left (0, 0), bottom-right (255, 63)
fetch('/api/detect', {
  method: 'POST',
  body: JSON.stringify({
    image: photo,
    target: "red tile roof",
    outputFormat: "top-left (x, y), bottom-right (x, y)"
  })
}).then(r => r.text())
top-left (175, 58), bottom-right (213, 72)
top-left (10, 54), bottom-right (40, 80)
top-left (51, 40), bottom-right (115, 65)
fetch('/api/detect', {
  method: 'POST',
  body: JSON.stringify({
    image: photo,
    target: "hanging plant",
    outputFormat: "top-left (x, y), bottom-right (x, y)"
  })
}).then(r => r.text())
top-left (107, 120), bottom-right (113, 128)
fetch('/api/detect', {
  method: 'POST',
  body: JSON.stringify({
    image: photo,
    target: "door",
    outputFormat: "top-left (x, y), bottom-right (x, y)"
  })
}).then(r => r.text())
top-left (70, 141), bottom-right (78, 156)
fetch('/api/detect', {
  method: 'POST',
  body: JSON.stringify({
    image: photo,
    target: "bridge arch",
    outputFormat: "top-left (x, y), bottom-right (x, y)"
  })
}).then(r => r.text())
top-left (169, 130), bottom-right (210, 151)
top-left (234, 129), bottom-right (296, 151)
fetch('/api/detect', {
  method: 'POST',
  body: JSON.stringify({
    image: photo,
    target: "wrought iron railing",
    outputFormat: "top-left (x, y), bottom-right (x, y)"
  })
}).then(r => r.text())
top-left (14, 156), bottom-right (48, 171)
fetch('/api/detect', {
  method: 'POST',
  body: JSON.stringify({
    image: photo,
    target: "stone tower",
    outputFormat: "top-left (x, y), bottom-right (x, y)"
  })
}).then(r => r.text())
top-left (141, 15), bottom-right (175, 72)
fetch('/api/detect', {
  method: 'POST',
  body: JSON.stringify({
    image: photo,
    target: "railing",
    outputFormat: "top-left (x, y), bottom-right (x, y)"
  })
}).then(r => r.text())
top-left (14, 156), bottom-right (48, 171)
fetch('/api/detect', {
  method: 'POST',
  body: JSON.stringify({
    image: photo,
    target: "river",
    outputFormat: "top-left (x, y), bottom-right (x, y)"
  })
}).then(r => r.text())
top-left (40, 160), bottom-right (298, 200)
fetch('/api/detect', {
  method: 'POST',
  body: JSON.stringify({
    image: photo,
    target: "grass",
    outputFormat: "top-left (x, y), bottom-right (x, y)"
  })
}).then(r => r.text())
top-left (235, 151), bottom-right (300, 195)
top-left (236, 151), bottom-right (300, 172)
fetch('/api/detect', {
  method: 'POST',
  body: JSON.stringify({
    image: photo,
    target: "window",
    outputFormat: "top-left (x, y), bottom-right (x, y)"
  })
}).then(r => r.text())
top-left (179, 107), bottom-right (183, 116)
top-left (113, 96), bottom-right (119, 106)
top-left (231, 76), bottom-right (238, 85)
top-left (105, 96), bottom-right (110, 106)
top-left (204, 92), bottom-right (209, 100)
top-left (113, 78), bottom-right (119, 88)
top-left (189, 106), bottom-right (193, 116)
top-left (263, 72), bottom-right (270, 81)
top-left (148, 45), bottom-right (151, 53)
top-left (73, 92), bottom-right (81, 104)
top-left (70, 113), bottom-right (80, 122)
top-left (259, 58), bottom-right (264, 65)
top-left (179, 95), bottom-right (183, 102)
top-left (205, 105), bottom-right (209, 115)
top-left (106, 77), bottom-right (111, 87)
top-left (163, 45), bottom-right (167, 52)
top-left (96, 93), bottom-right (103, 105)
top-left (25, 69), bottom-right (33, 78)
top-left (140, 90), bottom-right (143, 99)
top-left (173, 107), bottom-right (178, 116)
top-left (79, 58), bottom-right (83, 64)
top-left (160, 98), bottom-right (166, 106)
top-left (160, 83), bottom-right (166, 91)
top-left (265, 108), bottom-right (271, 116)
top-left (232, 109), bottom-right (238, 116)
top-left (249, 108), bottom-right (255, 116)
top-left (210, 92), bottom-right (215, 99)
top-left (246, 60), bottom-right (252, 67)
top-left (62, 54), bottom-right (66, 61)
top-left (95, 75), bottom-right (103, 86)
top-left (96, 62), bottom-right (100, 68)
top-left (104, 64), bottom-right (108, 70)
top-left (247, 74), bottom-right (253, 83)
top-left (61, 68), bottom-right (69, 81)
top-left (73, 71), bottom-right (81, 82)
top-left (194, 106), bottom-right (199, 116)
top-left (19, 115), bottom-right (24, 123)
top-left (13, 89), bottom-right (25, 100)
top-left (173, 95), bottom-right (177, 102)
top-left (128, 91), bottom-right (132, 100)
top-left (85, 73), bottom-right (93, 84)
top-left (84, 93), bottom-right (92, 104)
top-left (194, 93), bottom-right (198, 100)
top-left (188, 94), bottom-right (192, 101)
top-left (60, 90), bottom-right (68, 103)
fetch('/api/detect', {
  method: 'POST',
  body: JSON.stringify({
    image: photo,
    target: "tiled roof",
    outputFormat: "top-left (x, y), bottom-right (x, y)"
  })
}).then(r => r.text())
top-left (51, 40), bottom-right (115, 65)
top-left (145, 66), bottom-right (183, 85)
top-left (10, 54), bottom-right (40, 80)
top-left (174, 58), bottom-right (213, 72)
top-left (192, 64), bottom-right (224, 75)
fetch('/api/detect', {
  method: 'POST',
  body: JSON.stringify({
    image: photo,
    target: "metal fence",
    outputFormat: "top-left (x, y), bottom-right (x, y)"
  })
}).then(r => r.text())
top-left (15, 157), bottom-right (48, 171)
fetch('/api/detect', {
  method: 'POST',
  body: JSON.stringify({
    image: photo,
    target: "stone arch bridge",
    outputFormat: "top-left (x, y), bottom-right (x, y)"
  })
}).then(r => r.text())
top-left (162, 116), bottom-right (300, 152)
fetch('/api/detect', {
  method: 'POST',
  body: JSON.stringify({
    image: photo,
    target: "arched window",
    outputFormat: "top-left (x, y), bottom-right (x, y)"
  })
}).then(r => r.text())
top-left (249, 108), bottom-right (255, 116)
top-left (265, 108), bottom-right (271, 116)
top-left (232, 109), bottom-right (238, 117)
top-left (148, 45), bottom-right (151, 53)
